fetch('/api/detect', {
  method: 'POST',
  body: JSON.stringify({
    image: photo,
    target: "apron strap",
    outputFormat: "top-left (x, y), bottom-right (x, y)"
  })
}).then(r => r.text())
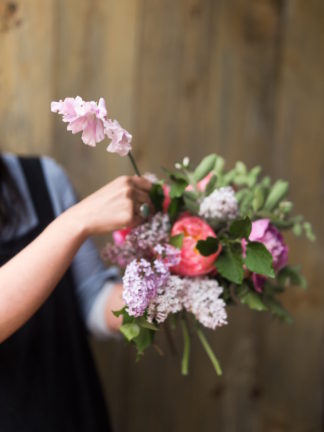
top-left (18, 157), bottom-right (55, 227)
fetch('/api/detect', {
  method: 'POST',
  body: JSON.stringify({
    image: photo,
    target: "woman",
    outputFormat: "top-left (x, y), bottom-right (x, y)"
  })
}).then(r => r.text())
top-left (0, 152), bottom-right (152, 431)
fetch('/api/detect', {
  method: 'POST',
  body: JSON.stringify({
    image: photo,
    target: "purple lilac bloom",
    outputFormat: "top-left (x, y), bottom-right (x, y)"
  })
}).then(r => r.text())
top-left (122, 258), bottom-right (170, 317)
top-left (153, 244), bottom-right (181, 267)
top-left (147, 275), bottom-right (186, 323)
top-left (101, 212), bottom-right (171, 267)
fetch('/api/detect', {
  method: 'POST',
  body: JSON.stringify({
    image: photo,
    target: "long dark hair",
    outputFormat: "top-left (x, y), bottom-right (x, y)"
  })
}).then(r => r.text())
top-left (0, 154), bottom-right (23, 229)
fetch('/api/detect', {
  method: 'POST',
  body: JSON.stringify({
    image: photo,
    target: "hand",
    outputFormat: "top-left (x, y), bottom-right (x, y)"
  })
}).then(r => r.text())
top-left (69, 175), bottom-right (153, 237)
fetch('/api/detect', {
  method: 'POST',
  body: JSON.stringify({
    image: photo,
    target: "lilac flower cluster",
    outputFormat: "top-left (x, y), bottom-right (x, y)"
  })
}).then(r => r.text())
top-left (146, 276), bottom-right (228, 330)
top-left (122, 258), bottom-right (170, 317)
top-left (147, 275), bottom-right (185, 323)
top-left (183, 278), bottom-right (228, 330)
top-left (199, 186), bottom-right (238, 223)
top-left (153, 244), bottom-right (181, 267)
top-left (102, 212), bottom-right (171, 267)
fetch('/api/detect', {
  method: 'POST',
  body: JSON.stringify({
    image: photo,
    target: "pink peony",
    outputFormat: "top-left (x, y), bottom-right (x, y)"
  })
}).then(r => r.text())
top-left (170, 216), bottom-right (221, 276)
top-left (250, 219), bottom-right (288, 271)
top-left (248, 218), bottom-right (288, 292)
top-left (112, 227), bottom-right (132, 245)
top-left (186, 172), bottom-right (214, 193)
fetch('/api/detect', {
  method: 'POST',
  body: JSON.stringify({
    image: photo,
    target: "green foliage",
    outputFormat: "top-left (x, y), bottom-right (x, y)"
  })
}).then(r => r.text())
top-left (216, 243), bottom-right (244, 284)
top-left (196, 236), bottom-right (220, 256)
top-left (193, 154), bottom-right (217, 182)
top-left (169, 233), bottom-right (184, 249)
top-left (277, 265), bottom-right (307, 289)
top-left (245, 242), bottom-right (275, 278)
top-left (264, 180), bottom-right (289, 211)
top-left (114, 307), bottom-right (157, 358)
top-left (237, 285), bottom-right (268, 311)
top-left (149, 183), bottom-right (164, 211)
top-left (170, 179), bottom-right (188, 198)
top-left (229, 217), bottom-right (252, 240)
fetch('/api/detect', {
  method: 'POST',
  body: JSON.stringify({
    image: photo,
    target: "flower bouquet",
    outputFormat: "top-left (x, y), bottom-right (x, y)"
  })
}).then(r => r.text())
top-left (52, 97), bottom-right (314, 375)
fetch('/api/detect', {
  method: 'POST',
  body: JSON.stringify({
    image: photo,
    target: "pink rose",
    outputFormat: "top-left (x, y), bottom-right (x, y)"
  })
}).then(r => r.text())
top-left (112, 227), bottom-right (132, 245)
top-left (170, 216), bottom-right (221, 276)
top-left (248, 218), bottom-right (288, 292)
top-left (186, 172), bottom-right (213, 193)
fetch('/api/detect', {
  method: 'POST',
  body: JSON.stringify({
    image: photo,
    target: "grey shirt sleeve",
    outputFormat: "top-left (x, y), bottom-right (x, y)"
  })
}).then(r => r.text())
top-left (41, 157), bottom-right (121, 335)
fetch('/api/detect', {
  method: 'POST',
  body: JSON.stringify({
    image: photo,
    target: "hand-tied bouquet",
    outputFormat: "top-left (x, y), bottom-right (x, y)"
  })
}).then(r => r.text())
top-left (52, 96), bottom-right (314, 376)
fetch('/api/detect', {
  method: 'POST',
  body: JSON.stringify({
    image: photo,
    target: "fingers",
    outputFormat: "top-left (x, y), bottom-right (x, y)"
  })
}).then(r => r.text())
top-left (130, 175), bottom-right (152, 192)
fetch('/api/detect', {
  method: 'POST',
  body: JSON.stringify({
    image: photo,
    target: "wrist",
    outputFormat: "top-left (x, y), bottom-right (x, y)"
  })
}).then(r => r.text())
top-left (56, 204), bottom-right (90, 244)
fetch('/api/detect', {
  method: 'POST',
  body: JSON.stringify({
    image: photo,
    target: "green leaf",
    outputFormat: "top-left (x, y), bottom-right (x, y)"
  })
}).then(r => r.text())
top-left (214, 156), bottom-right (225, 175)
top-left (168, 197), bottom-right (183, 220)
top-left (264, 180), bottom-right (289, 211)
top-left (133, 328), bottom-right (154, 358)
top-left (183, 196), bottom-right (199, 213)
top-left (235, 161), bottom-right (247, 174)
top-left (293, 222), bottom-right (302, 236)
top-left (303, 222), bottom-right (316, 242)
top-left (193, 154), bottom-right (217, 182)
top-left (205, 174), bottom-right (218, 195)
top-left (120, 323), bottom-right (140, 341)
top-left (238, 290), bottom-right (268, 311)
top-left (247, 166), bottom-right (262, 188)
top-left (252, 185), bottom-right (265, 211)
top-left (170, 179), bottom-right (188, 198)
top-left (277, 265), bottom-right (307, 289)
top-left (162, 167), bottom-right (188, 183)
top-left (229, 217), bottom-right (252, 240)
top-left (263, 297), bottom-right (293, 323)
top-left (113, 307), bottom-right (125, 318)
top-left (216, 243), bottom-right (244, 284)
top-left (183, 190), bottom-right (198, 201)
top-left (196, 237), bottom-right (220, 256)
top-left (149, 183), bottom-right (164, 212)
top-left (245, 242), bottom-right (275, 278)
top-left (169, 233), bottom-right (184, 249)
top-left (137, 317), bottom-right (159, 331)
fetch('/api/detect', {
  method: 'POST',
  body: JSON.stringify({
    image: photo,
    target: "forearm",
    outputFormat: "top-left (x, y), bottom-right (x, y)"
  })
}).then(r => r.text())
top-left (0, 208), bottom-right (87, 342)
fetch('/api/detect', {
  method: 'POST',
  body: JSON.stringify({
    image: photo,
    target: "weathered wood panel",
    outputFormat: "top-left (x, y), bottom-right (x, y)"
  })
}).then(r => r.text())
top-left (0, 0), bottom-right (323, 431)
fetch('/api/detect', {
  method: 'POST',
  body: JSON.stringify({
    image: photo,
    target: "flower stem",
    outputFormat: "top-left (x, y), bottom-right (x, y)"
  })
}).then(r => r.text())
top-left (180, 318), bottom-right (190, 376)
top-left (196, 325), bottom-right (222, 376)
top-left (128, 151), bottom-right (141, 176)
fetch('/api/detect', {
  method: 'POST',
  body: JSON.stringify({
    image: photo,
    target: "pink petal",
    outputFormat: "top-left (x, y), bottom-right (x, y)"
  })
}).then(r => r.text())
top-left (249, 219), bottom-right (270, 241)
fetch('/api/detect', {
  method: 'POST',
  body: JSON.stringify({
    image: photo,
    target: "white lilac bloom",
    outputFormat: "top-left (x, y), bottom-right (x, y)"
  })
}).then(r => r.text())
top-left (199, 186), bottom-right (238, 223)
top-left (122, 258), bottom-right (170, 317)
top-left (147, 275), bottom-right (186, 323)
top-left (183, 278), bottom-right (228, 330)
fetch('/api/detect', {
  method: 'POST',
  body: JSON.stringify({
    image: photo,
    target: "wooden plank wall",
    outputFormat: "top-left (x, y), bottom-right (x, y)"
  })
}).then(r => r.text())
top-left (1, 0), bottom-right (323, 431)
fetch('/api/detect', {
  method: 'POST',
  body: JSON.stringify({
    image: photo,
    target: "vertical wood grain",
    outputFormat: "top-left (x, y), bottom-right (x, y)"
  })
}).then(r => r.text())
top-left (0, 0), bottom-right (323, 430)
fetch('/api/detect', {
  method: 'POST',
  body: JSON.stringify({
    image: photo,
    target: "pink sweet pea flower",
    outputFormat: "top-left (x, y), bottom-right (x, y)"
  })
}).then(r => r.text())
top-left (51, 96), bottom-right (133, 155)
top-left (186, 172), bottom-right (214, 193)
top-left (105, 119), bottom-right (132, 156)
top-left (51, 96), bottom-right (108, 147)
top-left (170, 216), bottom-right (222, 276)
top-left (162, 184), bottom-right (171, 213)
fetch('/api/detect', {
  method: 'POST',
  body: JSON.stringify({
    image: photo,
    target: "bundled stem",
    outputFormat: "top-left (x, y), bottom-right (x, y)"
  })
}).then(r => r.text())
top-left (196, 325), bottom-right (222, 376)
top-left (180, 318), bottom-right (190, 375)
